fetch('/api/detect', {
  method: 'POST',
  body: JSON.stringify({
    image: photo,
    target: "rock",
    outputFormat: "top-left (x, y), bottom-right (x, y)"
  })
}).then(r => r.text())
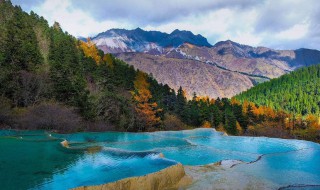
top-left (73, 164), bottom-right (187, 190)
top-left (60, 140), bottom-right (69, 148)
top-left (86, 146), bottom-right (102, 154)
top-left (219, 160), bottom-right (244, 168)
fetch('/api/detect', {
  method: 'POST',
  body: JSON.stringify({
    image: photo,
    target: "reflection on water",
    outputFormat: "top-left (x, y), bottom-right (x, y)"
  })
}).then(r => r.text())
top-left (0, 129), bottom-right (320, 189)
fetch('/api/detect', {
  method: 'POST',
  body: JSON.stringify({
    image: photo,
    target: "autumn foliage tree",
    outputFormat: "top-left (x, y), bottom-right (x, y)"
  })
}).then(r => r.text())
top-left (79, 38), bottom-right (102, 65)
top-left (132, 71), bottom-right (161, 131)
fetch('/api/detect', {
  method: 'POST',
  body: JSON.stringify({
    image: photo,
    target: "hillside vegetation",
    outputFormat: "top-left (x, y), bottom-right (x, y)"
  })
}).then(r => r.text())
top-left (0, 1), bottom-right (172, 132)
top-left (236, 65), bottom-right (320, 116)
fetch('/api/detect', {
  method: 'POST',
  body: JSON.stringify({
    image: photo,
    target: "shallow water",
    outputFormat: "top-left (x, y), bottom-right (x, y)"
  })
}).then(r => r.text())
top-left (0, 129), bottom-right (320, 189)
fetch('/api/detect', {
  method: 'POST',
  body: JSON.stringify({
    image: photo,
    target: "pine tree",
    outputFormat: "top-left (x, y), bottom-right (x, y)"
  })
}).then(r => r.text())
top-left (224, 107), bottom-right (237, 135)
top-left (175, 86), bottom-right (186, 116)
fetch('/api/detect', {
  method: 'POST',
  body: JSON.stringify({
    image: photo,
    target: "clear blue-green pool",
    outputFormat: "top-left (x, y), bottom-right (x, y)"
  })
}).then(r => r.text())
top-left (0, 128), bottom-right (320, 189)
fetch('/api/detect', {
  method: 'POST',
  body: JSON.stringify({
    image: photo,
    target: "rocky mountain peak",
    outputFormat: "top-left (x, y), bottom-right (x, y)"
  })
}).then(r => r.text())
top-left (90, 28), bottom-right (212, 53)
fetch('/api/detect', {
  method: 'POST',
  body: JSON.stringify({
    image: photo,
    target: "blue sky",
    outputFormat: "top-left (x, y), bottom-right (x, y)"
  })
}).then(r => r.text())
top-left (11, 0), bottom-right (320, 50)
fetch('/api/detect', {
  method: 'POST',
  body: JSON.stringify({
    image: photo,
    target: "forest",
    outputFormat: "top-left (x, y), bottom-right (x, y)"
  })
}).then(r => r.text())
top-left (236, 65), bottom-right (320, 116)
top-left (0, 1), bottom-right (319, 142)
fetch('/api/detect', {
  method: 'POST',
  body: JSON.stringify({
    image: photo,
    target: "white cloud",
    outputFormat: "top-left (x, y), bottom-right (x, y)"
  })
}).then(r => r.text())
top-left (32, 0), bottom-right (134, 37)
top-left (276, 23), bottom-right (309, 40)
top-left (11, 0), bottom-right (320, 50)
top-left (143, 8), bottom-right (262, 46)
top-left (231, 33), bottom-right (262, 46)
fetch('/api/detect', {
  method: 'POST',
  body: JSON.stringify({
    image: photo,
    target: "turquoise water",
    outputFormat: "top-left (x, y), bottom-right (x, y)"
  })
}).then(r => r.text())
top-left (0, 129), bottom-right (320, 189)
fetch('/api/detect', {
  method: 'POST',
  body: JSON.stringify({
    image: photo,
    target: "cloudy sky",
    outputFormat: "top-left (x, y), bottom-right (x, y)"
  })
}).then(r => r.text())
top-left (11, 0), bottom-right (320, 50)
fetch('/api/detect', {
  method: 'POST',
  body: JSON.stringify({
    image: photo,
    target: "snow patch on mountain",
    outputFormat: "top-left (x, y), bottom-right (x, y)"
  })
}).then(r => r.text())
top-left (143, 43), bottom-right (162, 53)
top-left (93, 36), bottom-right (130, 51)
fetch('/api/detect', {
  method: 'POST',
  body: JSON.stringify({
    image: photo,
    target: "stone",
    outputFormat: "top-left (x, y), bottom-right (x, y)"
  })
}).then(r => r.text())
top-left (60, 140), bottom-right (69, 148)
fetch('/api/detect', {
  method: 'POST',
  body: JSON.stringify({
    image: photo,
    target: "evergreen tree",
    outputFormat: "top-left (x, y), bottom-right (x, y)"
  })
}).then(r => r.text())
top-left (224, 107), bottom-right (237, 135)
top-left (236, 65), bottom-right (320, 116)
top-left (175, 86), bottom-right (187, 116)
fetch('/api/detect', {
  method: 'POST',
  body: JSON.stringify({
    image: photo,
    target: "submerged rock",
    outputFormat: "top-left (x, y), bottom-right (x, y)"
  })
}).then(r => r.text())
top-left (73, 163), bottom-right (188, 190)
top-left (86, 146), bottom-right (103, 154)
top-left (60, 140), bottom-right (69, 148)
top-left (159, 153), bottom-right (165, 158)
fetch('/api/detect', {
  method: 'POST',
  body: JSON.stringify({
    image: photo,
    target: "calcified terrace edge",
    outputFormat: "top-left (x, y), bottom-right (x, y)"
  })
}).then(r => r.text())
top-left (72, 163), bottom-right (190, 190)
top-left (68, 145), bottom-right (256, 190)
top-left (71, 157), bottom-right (320, 190)
top-left (70, 158), bottom-right (257, 190)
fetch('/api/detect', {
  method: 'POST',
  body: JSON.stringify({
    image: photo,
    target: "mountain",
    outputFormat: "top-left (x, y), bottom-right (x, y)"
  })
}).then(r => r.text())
top-left (91, 28), bottom-right (212, 53)
top-left (235, 64), bottom-right (320, 116)
top-left (117, 52), bottom-right (253, 99)
top-left (88, 29), bottom-right (320, 99)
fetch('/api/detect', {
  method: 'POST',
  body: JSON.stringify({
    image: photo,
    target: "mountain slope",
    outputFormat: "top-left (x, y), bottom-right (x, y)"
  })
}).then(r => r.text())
top-left (117, 53), bottom-right (254, 99)
top-left (235, 64), bottom-right (320, 116)
top-left (89, 28), bottom-right (320, 99)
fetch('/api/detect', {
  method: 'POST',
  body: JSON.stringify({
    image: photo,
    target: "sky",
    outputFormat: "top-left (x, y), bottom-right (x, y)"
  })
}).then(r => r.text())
top-left (11, 0), bottom-right (320, 50)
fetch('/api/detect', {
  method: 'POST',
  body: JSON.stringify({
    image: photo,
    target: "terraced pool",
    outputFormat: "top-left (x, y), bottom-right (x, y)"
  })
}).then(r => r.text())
top-left (0, 129), bottom-right (319, 189)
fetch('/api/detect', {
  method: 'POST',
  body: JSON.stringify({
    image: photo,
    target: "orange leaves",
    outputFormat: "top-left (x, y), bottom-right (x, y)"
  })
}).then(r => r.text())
top-left (236, 121), bottom-right (243, 135)
top-left (134, 72), bottom-right (150, 94)
top-left (194, 96), bottom-right (212, 103)
top-left (241, 100), bottom-right (277, 119)
top-left (242, 100), bottom-right (250, 114)
top-left (252, 105), bottom-right (276, 118)
top-left (231, 97), bottom-right (240, 105)
top-left (132, 71), bottom-right (161, 129)
top-left (202, 121), bottom-right (212, 128)
top-left (79, 38), bottom-right (102, 65)
top-left (305, 114), bottom-right (320, 130)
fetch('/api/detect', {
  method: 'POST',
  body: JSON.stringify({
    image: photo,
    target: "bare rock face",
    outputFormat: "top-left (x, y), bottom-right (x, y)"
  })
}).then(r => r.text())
top-left (117, 53), bottom-right (254, 99)
top-left (73, 163), bottom-right (187, 190)
top-left (114, 41), bottom-right (320, 99)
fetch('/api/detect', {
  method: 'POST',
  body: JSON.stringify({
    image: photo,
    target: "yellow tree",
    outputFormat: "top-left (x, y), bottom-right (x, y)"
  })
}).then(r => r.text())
top-left (132, 71), bottom-right (161, 130)
top-left (231, 97), bottom-right (240, 105)
top-left (79, 38), bottom-right (102, 65)
top-left (242, 100), bottom-right (249, 114)
top-left (103, 54), bottom-right (114, 68)
top-left (306, 114), bottom-right (320, 130)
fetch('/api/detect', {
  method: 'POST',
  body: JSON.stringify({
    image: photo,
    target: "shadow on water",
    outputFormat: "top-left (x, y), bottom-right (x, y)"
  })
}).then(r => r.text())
top-left (0, 136), bottom-right (84, 190)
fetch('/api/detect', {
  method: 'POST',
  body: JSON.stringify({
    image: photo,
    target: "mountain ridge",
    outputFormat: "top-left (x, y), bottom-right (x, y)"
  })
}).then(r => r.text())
top-left (90, 28), bottom-right (212, 53)
top-left (85, 28), bottom-right (320, 99)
